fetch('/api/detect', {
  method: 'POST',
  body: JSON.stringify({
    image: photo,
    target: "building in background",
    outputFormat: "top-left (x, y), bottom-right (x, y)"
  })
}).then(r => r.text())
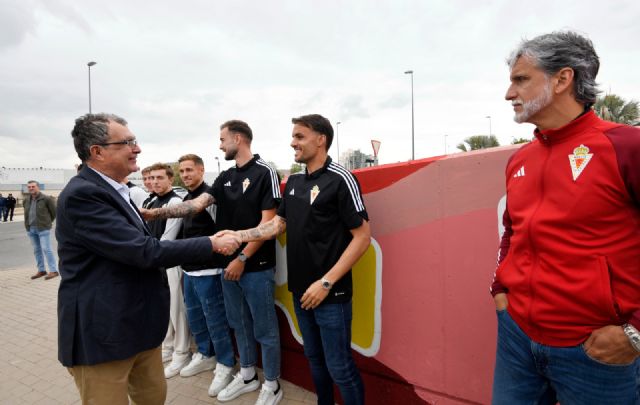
top-left (341, 149), bottom-right (377, 171)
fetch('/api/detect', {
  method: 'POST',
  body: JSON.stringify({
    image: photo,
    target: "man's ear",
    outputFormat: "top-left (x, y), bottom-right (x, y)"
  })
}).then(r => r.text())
top-left (553, 67), bottom-right (575, 95)
top-left (89, 145), bottom-right (104, 161)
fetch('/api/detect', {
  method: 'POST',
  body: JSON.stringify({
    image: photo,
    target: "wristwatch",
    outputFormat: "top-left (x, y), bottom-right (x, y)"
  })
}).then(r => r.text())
top-left (623, 324), bottom-right (640, 352)
top-left (321, 277), bottom-right (333, 290)
top-left (237, 252), bottom-right (248, 263)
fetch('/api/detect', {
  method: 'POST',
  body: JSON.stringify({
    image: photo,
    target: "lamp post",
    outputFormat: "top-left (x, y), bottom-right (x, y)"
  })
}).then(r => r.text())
top-left (87, 61), bottom-right (97, 114)
top-left (404, 70), bottom-right (415, 160)
top-left (336, 121), bottom-right (341, 165)
top-left (215, 157), bottom-right (221, 176)
top-left (486, 115), bottom-right (492, 137)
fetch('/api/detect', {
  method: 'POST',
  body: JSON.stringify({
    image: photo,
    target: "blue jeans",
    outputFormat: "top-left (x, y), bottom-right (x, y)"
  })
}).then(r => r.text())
top-left (27, 226), bottom-right (58, 274)
top-left (492, 309), bottom-right (640, 405)
top-left (221, 269), bottom-right (281, 381)
top-left (293, 296), bottom-right (364, 405)
top-left (183, 273), bottom-right (235, 367)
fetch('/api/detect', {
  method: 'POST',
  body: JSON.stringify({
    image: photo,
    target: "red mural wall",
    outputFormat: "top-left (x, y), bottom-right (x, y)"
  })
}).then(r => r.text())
top-left (276, 145), bottom-right (521, 404)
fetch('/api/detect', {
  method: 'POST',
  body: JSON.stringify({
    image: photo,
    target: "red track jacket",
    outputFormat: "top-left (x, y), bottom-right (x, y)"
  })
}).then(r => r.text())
top-left (491, 110), bottom-right (640, 346)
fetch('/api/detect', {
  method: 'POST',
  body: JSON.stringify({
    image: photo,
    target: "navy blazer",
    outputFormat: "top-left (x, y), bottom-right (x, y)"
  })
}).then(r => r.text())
top-left (56, 166), bottom-right (212, 367)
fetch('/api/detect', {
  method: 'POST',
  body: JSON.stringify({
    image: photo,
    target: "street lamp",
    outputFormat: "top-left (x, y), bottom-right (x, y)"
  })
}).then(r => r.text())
top-left (87, 61), bottom-right (97, 114)
top-left (215, 157), bottom-right (221, 176)
top-left (486, 115), bottom-right (492, 137)
top-left (336, 121), bottom-right (341, 165)
top-left (404, 70), bottom-right (415, 160)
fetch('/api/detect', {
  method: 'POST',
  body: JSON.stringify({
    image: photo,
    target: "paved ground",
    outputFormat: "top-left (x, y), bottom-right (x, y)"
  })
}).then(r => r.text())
top-left (0, 218), bottom-right (317, 404)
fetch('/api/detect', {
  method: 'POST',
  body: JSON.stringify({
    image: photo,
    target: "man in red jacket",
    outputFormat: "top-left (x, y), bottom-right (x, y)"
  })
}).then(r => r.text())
top-left (491, 31), bottom-right (640, 404)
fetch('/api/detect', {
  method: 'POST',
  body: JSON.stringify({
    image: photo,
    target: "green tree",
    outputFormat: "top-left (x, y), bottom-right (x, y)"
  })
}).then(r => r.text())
top-left (169, 162), bottom-right (186, 188)
top-left (594, 94), bottom-right (639, 125)
top-left (456, 135), bottom-right (500, 152)
top-left (290, 163), bottom-right (304, 174)
top-left (511, 137), bottom-right (531, 144)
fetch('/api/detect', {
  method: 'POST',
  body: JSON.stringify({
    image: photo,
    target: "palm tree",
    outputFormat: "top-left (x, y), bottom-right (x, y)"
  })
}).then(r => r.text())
top-left (594, 94), bottom-right (639, 125)
top-left (456, 135), bottom-right (500, 152)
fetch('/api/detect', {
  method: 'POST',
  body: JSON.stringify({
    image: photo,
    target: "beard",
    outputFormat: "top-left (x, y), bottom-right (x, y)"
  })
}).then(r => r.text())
top-left (293, 149), bottom-right (308, 164)
top-left (224, 148), bottom-right (237, 161)
top-left (513, 82), bottom-right (552, 124)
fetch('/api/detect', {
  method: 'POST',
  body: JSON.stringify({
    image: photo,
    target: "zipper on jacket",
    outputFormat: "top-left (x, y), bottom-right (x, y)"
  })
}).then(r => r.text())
top-left (526, 143), bottom-right (552, 333)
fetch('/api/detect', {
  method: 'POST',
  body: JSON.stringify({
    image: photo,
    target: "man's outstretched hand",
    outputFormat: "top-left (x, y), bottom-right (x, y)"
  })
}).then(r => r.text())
top-left (210, 230), bottom-right (241, 255)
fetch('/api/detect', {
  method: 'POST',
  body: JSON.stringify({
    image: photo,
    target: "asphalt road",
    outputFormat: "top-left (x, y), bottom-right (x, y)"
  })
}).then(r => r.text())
top-left (0, 216), bottom-right (58, 271)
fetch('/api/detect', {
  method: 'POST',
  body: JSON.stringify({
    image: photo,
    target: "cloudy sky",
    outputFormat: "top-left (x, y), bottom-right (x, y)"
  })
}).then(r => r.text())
top-left (1, 0), bottom-right (638, 173)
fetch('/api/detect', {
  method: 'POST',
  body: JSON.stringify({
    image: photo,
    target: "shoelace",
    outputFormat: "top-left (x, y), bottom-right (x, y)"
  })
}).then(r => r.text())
top-left (256, 387), bottom-right (271, 404)
top-left (214, 369), bottom-right (230, 382)
top-left (225, 373), bottom-right (245, 390)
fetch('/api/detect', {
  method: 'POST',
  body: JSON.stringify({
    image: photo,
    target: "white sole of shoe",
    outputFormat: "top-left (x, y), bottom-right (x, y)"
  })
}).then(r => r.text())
top-left (217, 381), bottom-right (260, 402)
top-left (179, 364), bottom-right (215, 377)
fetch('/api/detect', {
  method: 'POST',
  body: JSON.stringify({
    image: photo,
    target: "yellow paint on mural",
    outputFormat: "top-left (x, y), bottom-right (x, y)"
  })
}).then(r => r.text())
top-left (274, 232), bottom-right (382, 356)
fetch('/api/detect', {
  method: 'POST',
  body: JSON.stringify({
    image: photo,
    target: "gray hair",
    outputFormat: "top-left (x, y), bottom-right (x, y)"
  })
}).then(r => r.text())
top-left (71, 113), bottom-right (128, 162)
top-left (507, 31), bottom-right (600, 107)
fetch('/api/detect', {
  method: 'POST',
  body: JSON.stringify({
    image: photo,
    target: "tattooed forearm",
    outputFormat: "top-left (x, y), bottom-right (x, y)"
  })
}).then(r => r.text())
top-left (238, 216), bottom-right (286, 242)
top-left (154, 193), bottom-right (214, 219)
top-left (155, 202), bottom-right (196, 219)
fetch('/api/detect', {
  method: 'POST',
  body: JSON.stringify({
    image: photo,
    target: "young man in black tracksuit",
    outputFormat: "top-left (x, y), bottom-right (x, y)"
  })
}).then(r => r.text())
top-left (172, 154), bottom-right (236, 397)
top-left (146, 163), bottom-right (191, 379)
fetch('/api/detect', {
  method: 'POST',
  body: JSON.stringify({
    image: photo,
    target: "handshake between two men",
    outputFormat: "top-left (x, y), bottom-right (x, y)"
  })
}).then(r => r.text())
top-left (209, 230), bottom-right (244, 256)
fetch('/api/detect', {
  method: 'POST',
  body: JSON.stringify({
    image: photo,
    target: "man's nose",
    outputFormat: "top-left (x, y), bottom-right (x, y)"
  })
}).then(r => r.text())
top-left (505, 84), bottom-right (516, 101)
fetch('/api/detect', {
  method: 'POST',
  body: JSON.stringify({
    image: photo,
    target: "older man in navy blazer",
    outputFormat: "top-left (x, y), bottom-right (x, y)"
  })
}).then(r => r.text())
top-left (56, 113), bottom-right (239, 405)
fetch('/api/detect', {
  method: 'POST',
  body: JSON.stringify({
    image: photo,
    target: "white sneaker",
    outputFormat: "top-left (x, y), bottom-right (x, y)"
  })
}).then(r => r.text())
top-left (164, 356), bottom-right (190, 378)
top-left (208, 363), bottom-right (234, 397)
top-left (161, 349), bottom-right (173, 363)
top-left (217, 372), bottom-right (260, 402)
top-left (179, 352), bottom-right (216, 377)
top-left (255, 382), bottom-right (283, 405)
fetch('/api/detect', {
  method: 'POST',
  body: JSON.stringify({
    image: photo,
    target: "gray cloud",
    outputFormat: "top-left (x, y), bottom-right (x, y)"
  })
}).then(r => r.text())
top-left (378, 93), bottom-right (410, 109)
top-left (340, 95), bottom-right (370, 120)
top-left (0, 0), bottom-right (37, 49)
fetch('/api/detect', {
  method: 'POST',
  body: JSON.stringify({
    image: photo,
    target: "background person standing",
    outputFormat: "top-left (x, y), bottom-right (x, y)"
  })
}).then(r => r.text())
top-left (174, 154), bottom-right (236, 398)
top-left (5, 193), bottom-right (17, 221)
top-left (0, 194), bottom-right (6, 221)
top-left (146, 163), bottom-right (192, 378)
top-left (24, 181), bottom-right (59, 280)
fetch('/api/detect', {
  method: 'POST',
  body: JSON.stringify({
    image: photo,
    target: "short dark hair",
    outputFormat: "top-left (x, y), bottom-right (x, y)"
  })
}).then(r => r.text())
top-left (148, 163), bottom-right (174, 178)
top-left (71, 113), bottom-right (128, 162)
top-left (178, 154), bottom-right (204, 167)
top-left (291, 114), bottom-right (334, 150)
top-left (507, 31), bottom-right (600, 107)
top-left (221, 120), bottom-right (253, 142)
